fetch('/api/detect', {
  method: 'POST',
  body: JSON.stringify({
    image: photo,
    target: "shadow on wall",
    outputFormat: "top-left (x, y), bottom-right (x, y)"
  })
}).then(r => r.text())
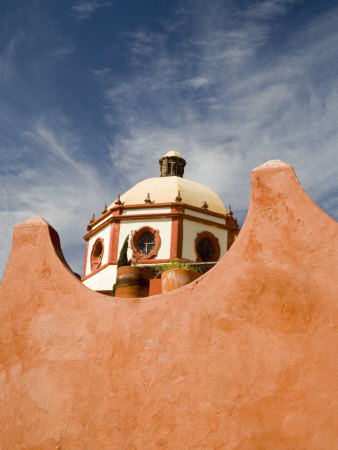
top-left (0, 160), bottom-right (337, 449)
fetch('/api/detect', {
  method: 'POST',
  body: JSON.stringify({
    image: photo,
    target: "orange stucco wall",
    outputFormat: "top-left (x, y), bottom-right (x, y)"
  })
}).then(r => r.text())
top-left (0, 161), bottom-right (337, 449)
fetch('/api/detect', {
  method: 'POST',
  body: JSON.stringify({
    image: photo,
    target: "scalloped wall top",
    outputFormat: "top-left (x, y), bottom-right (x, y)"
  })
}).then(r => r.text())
top-left (0, 161), bottom-right (337, 448)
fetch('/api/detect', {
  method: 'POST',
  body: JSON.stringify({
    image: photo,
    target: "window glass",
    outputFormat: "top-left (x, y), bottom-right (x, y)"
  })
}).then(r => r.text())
top-left (137, 232), bottom-right (156, 255)
top-left (197, 238), bottom-right (213, 261)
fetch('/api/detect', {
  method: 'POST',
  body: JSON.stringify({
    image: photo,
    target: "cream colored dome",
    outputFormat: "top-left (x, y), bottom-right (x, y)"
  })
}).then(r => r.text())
top-left (109, 176), bottom-right (226, 214)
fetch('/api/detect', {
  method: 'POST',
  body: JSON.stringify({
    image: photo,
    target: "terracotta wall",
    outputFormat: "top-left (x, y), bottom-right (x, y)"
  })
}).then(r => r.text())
top-left (0, 161), bottom-right (337, 449)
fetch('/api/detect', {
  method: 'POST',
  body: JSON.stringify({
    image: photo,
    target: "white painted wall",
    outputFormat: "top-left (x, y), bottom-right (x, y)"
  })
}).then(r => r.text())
top-left (122, 207), bottom-right (171, 215)
top-left (118, 218), bottom-right (172, 261)
top-left (83, 264), bottom-right (117, 291)
top-left (83, 215), bottom-right (227, 291)
top-left (182, 219), bottom-right (228, 262)
top-left (184, 209), bottom-right (226, 225)
top-left (85, 224), bottom-right (111, 277)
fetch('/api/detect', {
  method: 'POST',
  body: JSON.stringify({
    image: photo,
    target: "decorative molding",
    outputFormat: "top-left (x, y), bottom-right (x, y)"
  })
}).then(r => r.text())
top-left (194, 231), bottom-right (220, 263)
top-left (87, 201), bottom-right (229, 232)
top-left (84, 209), bottom-right (230, 241)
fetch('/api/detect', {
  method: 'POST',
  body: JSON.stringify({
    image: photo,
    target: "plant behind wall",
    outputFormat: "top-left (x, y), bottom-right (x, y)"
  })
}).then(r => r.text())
top-left (155, 259), bottom-right (202, 275)
top-left (111, 235), bottom-right (131, 296)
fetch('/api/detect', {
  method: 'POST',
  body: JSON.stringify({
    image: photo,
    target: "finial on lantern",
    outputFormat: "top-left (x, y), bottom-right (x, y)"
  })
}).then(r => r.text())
top-left (114, 194), bottom-right (124, 206)
top-left (175, 190), bottom-right (182, 202)
top-left (144, 193), bottom-right (154, 204)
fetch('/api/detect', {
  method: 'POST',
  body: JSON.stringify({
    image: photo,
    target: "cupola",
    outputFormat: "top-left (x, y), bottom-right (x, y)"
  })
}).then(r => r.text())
top-left (159, 151), bottom-right (186, 178)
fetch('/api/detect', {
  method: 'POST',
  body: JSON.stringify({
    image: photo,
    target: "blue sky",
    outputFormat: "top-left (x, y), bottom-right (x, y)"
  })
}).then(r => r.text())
top-left (1, 0), bottom-right (337, 278)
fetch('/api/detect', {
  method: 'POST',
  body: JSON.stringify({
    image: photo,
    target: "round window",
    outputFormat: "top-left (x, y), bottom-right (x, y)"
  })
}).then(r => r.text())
top-left (197, 238), bottom-right (213, 261)
top-left (194, 232), bottom-right (220, 263)
top-left (131, 226), bottom-right (161, 262)
top-left (91, 239), bottom-right (103, 270)
top-left (137, 232), bottom-right (156, 255)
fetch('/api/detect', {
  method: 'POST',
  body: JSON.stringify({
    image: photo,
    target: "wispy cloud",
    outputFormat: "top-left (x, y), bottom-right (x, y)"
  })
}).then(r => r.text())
top-left (0, 32), bottom-right (25, 82)
top-left (49, 45), bottom-right (75, 59)
top-left (1, 115), bottom-right (114, 278)
top-left (72, 0), bottom-right (113, 21)
top-left (1, 0), bottom-right (337, 282)
top-left (101, 0), bottom-right (338, 223)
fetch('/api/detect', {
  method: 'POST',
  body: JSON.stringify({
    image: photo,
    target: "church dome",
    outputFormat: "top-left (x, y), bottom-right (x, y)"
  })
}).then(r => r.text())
top-left (109, 176), bottom-right (227, 215)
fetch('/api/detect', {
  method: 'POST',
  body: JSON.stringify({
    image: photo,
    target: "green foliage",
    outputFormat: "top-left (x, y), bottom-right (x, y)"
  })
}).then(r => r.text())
top-left (117, 235), bottom-right (131, 268)
top-left (155, 259), bottom-right (202, 275)
top-left (111, 283), bottom-right (116, 297)
top-left (111, 234), bottom-right (131, 296)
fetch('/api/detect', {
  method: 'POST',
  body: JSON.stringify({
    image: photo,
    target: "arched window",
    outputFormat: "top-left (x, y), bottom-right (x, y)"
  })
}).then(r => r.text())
top-left (90, 238), bottom-right (104, 270)
top-left (194, 232), bottom-right (220, 262)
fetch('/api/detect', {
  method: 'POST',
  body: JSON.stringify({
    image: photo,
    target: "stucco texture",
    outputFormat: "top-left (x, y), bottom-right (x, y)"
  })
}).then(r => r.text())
top-left (0, 162), bottom-right (337, 449)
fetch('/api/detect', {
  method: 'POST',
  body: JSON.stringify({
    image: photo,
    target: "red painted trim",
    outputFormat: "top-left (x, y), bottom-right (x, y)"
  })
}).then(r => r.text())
top-left (194, 231), bottom-right (220, 262)
top-left (83, 240), bottom-right (89, 278)
top-left (84, 211), bottom-right (228, 241)
top-left (108, 221), bottom-right (120, 263)
top-left (117, 202), bottom-right (174, 210)
top-left (84, 219), bottom-right (114, 240)
top-left (130, 226), bottom-right (161, 263)
top-left (81, 261), bottom-right (111, 281)
top-left (183, 214), bottom-right (227, 229)
top-left (183, 203), bottom-right (227, 219)
top-left (112, 202), bottom-right (227, 219)
top-left (87, 201), bottom-right (228, 231)
top-left (117, 213), bottom-right (174, 221)
top-left (170, 206), bottom-right (183, 259)
top-left (171, 203), bottom-right (184, 214)
top-left (87, 206), bottom-right (122, 230)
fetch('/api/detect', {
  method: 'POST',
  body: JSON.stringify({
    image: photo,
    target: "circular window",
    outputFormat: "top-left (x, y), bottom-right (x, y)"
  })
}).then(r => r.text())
top-left (194, 232), bottom-right (220, 262)
top-left (137, 232), bottom-right (156, 255)
top-left (90, 238), bottom-right (104, 270)
top-left (197, 238), bottom-right (213, 261)
top-left (131, 227), bottom-right (161, 262)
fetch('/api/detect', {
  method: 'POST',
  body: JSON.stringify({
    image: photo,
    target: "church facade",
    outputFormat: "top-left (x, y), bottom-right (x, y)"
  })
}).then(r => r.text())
top-left (82, 152), bottom-right (239, 294)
